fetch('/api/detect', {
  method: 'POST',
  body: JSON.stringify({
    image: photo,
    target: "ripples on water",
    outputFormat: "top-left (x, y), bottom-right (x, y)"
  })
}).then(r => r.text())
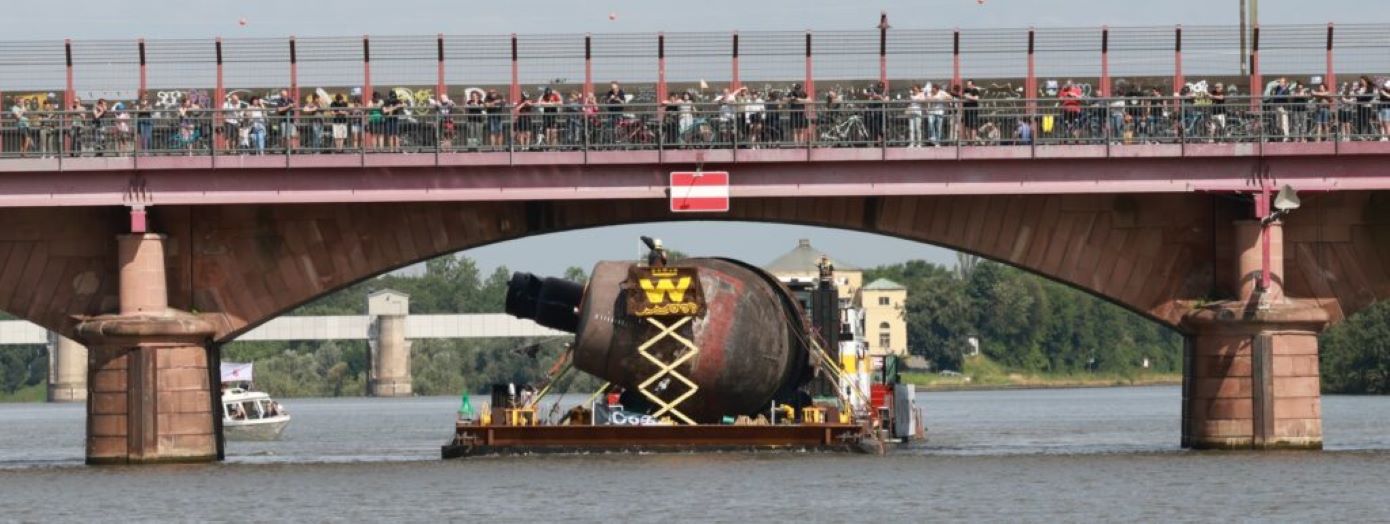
top-left (3, 386), bottom-right (1389, 521)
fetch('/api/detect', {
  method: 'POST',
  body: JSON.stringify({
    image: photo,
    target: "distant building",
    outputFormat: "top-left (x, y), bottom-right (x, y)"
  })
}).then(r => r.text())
top-left (764, 239), bottom-right (909, 358)
top-left (862, 278), bottom-right (907, 357)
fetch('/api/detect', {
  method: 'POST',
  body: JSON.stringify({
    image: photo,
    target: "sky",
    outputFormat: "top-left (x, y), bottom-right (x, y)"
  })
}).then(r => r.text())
top-left (11, 0), bottom-right (1388, 39)
top-left (11, 0), bottom-right (1390, 278)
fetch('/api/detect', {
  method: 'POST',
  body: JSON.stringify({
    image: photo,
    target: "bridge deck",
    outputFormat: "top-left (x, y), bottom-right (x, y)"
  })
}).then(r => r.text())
top-left (1, 142), bottom-right (1388, 208)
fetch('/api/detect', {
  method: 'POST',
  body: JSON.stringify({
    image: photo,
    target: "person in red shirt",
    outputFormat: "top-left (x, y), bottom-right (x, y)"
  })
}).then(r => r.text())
top-left (538, 87), bottom-right (564, 148)
top-left (1058, 80), bottom-right (1085, 141)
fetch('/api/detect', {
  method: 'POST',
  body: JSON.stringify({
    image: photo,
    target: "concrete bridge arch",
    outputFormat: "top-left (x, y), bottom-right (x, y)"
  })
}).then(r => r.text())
top-left (7, 193), bottom-right (1387, 342)
top-left (2, 190), bottom-right (1389, 462)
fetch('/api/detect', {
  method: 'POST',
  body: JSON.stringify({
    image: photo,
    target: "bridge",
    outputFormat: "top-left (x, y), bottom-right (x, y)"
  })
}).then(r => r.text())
top-left (2, 23), bottom-right (1389, 463)
top-left (0, 288), bottom-right (563, 400)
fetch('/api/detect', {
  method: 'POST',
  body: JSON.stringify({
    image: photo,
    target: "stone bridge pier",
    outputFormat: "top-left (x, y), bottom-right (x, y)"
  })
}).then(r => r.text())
top-left (367, 290), bottom-right (412, 397)
top-left (76, 233), bottom-right (219, 465)
top-left (1182, 221), bottom-right (1326, 450)
top-left (46, 333), bottom-right (87, 403)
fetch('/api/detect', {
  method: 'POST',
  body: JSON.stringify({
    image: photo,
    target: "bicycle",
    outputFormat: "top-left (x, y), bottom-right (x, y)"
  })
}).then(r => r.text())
top-left (817, 114), bottom-right (870, 145)
top-left (614, 115), bottom-right (657, 146)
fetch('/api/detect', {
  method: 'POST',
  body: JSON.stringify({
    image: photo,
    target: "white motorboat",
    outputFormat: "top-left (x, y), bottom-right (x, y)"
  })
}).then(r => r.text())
top-left (220, 362), bottom-right (291, 441)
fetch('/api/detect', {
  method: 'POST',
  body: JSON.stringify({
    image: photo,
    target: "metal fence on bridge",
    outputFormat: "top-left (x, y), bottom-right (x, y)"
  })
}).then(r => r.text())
top-left (4, 24), bottom-right (1390, 158)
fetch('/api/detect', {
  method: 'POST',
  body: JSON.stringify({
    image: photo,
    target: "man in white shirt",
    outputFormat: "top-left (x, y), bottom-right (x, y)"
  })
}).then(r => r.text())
top-left (222, 94), bottom-right (242, 152)
top-left (926, 83), bottom-right (954, 146)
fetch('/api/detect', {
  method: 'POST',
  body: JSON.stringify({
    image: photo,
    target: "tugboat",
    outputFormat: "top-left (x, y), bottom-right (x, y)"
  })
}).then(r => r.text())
top-left (219, 362), bottom-right (291, 441)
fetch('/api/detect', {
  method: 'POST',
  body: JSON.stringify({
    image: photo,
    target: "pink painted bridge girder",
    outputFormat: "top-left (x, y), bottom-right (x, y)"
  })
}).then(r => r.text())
top-left (3, 147), bottom-right (1390, 207)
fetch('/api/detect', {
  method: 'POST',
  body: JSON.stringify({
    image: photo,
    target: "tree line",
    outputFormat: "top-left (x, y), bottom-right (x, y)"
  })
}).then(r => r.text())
top-left (2, 253), bottom-right (1390, 396)
top-left (865, 254), bottom-right (1183, 376)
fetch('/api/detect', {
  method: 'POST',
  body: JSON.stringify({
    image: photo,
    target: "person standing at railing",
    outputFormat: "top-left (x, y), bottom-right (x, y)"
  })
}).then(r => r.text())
top-left (1105, 91), bottom-right (1127, 145)
top-left (437, 94), bottom-right (457, 151)
top-left (329, 94), bottom-right (349, 152)
top-left (301, 94), bottom-right (323, 152)
top-left (10, 98), bottom-right (33, 157)
top-left (863, 83), bottom-right (886, 144)
top-left (1266, 78), bottom-right (1291, 142)
top-left (514, 92), bottom-right (535, 149)
top-left (1290, 83), bottom-right (1311, 142)
top-left (1058, 81), bottom-right (1084, 143)
top-left (463, 91), bottom-right (484, 151)
top-left (130, 98), bottom-right (150, 153)
top-left (734, 89), bottom-right (753, 146)
top-left (484, 89), bottom-right (506, 149)
top-left (67, 98), bottom-right (85, 157)
top-left (905, 84), bottom-right (925, 147)
top-left (175, 98), bottom-right (196, 153)
top-left (764, 91), bottom-right (785, 144)
top-left (384, 91), bottom-right (405, 153)
top-left (1311, 82), bottom-right (1333, 142)
top-left (1376, 80), bottom-right (1390, 142)
top-left (661, 93), bottom-right (681, 145)
top-left (563, 91), bottom-right (585, 149)
top-left (538, 87), bottom-right (563, 148)
top-left (1337, 83), bottom-right (1357, 141)
top-left (38, 100), bottom-right (59, 159)
top-left (581, 92), bottom-right (600, 146)
top-left (1184, 86), bottom-right (1207, 141)
top-left (247, 96), bottom-right (267, 155)
top-left (113, 103), bottom-right (132, 154)
top-left (91, 99), bottom-right (110, 156)
top-left (221, 94), bottom-right (241, 153)
top-left (1014, 117), bottom-right (1033, 146)
top-left (960, 80), bottom-right (982, 145)
top-left (715, 87), bottom-right (742, 145)
top-left (1353, 76), bottom-right (1375, 139)
top-left (1147, 87), bottom-right (1171, 142)
top-left (604, 82), bottom-right (626, 145)
top-left (745, 90), bottom-right (765, 148)
top-left (366, 93), bottom-right (383, 151)
top-left (788, 83), bottom-right (810, 145)
top-left (274, 89), bottom-right (296, 152)
top-left (1209, 83), bottom-right (1228, 140)
top-left (926, 83), bottom-right (952, 147)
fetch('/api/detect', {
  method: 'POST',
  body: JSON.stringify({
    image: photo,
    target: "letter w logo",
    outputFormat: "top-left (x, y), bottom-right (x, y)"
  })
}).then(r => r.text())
top-left (640, 277), bottom-right (693, 303)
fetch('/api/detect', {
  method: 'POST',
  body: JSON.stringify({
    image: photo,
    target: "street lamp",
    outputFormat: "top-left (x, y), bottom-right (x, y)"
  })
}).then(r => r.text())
top-left (1257, 184), bottom-right (1299, 300)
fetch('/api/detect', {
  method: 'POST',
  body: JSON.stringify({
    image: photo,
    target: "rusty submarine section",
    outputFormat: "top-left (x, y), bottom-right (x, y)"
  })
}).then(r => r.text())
top-left (503, 256), bottom-right (814, 423)
top-left (442, 237), bottom-right (923, 458)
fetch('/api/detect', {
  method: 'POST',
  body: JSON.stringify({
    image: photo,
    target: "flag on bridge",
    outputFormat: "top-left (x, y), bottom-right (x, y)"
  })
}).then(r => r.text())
top-left (669, 171), bottom-right (730, 213)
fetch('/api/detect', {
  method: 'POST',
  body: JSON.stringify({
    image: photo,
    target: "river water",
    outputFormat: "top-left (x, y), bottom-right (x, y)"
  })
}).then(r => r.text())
top-left (2, 386), bottom-right (1389, 521)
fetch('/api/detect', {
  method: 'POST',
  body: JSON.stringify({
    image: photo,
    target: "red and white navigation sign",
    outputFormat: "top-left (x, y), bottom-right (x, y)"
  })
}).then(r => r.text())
top-left (669, 171), bottom-right (730, 213)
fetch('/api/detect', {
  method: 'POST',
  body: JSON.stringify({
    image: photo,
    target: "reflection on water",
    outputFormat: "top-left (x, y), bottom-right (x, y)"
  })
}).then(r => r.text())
top-left (2, 386), bottom-right (1390, 521)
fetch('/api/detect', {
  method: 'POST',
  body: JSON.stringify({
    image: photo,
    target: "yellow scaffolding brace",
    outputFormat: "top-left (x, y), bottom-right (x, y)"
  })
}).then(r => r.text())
top-left (635, 315), bottom-right (700, 425)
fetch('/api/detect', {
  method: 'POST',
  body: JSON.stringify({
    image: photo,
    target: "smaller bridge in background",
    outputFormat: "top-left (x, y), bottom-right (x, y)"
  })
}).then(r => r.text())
top-left (0, 289), bottom-right (564, 402)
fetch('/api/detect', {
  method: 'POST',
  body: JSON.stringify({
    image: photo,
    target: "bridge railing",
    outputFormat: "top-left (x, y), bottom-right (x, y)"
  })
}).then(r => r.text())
top-left (2, 96), bottom-right (1385, 159)
top-left (1, 24), bottom-right (1386, 123)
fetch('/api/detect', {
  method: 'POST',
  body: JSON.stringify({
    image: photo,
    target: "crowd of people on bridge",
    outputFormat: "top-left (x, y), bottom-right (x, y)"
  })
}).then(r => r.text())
top-left (5, 74), bottom-right (1390, 157)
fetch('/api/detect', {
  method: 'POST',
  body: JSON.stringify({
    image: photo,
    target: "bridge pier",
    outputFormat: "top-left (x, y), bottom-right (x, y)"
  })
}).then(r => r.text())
top-left (46, 332), bottom-right (87, 403)
top-left (76, 233), bottom-right (219, 464)
top-left (1181, 221), bottom-right (1326, 450)
top-left (367, 290), bottom-right (412, 397)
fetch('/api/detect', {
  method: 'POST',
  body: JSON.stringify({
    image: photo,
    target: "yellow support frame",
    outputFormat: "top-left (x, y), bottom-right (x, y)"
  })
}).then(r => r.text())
top-left (636, 316), bottom-right (700, 425)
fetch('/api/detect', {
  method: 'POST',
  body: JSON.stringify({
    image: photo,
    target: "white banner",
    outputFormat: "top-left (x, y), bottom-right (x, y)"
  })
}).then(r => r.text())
top-left (220, 362), bottom-right (254, 383)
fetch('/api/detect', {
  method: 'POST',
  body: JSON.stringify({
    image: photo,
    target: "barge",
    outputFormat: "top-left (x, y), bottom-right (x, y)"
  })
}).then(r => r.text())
top-left (443, 238), bottom-right (923, 458)
top-left (442, 423), bottom-right (869, 458)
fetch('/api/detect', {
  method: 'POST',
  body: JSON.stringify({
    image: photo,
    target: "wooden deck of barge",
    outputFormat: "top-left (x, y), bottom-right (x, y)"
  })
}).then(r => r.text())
top-left (442, 423), bottom-right (869, 458)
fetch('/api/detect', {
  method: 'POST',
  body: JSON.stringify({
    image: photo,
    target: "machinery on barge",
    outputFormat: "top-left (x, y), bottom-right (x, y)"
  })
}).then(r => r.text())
top-left (442, 238), bottom-right (923, 458)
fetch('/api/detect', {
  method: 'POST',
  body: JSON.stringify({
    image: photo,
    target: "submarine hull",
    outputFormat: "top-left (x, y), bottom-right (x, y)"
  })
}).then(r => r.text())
top-left (507, 258), bottom-right (811, 423)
